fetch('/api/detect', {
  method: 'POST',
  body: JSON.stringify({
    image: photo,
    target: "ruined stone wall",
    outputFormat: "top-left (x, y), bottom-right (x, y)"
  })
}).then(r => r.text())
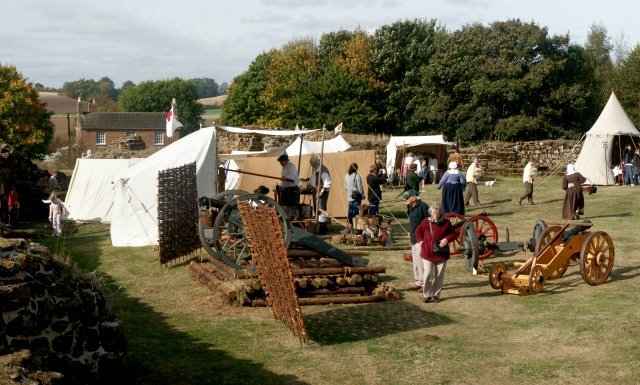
top-left (0, 238), bottom-right (126, 384)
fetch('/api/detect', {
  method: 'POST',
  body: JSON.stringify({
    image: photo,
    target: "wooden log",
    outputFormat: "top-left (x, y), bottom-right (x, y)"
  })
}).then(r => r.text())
top-left (291, 265), bottom-right (386, 276)
top-left (310, 293), bottom-right (363, 298)
top-left (251, 299), bottom-right (267, 307)
top-left (295, 278), bottom-right (310, 289)
top-left (188, 262), bottom-right (238, 302)
top-left (310, 287), bottom-right (365, 295)
top-left (299, 295), bottom-right (386, 306)
top-left (235, 269), bottom-right (258, 279)
top-left (205, 258), bottom-right (236, 280)
top-left (335, 277), bottom-right (348, 286)
top-left (347, 274), bottom-right (362, 285)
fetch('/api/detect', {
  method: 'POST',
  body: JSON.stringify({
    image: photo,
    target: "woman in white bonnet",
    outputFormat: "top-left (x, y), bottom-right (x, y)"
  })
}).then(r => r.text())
top-left (437, 161), bottom-right (467, 215)
top-left (561, 163), bottom-right (586, 220)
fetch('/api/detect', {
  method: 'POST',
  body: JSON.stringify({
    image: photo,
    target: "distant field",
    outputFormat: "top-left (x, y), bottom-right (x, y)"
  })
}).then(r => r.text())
top-left (203, 108), bottom-right (222, 116)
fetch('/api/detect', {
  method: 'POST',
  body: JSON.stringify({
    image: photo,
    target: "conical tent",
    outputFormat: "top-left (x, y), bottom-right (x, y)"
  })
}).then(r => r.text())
top-left (575, 91), bottom-right (640, 185)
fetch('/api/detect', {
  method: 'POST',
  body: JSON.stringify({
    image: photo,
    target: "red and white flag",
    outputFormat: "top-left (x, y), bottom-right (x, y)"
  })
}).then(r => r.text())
top-left (166, 106), bottom-right (183, 138)
top-left (334, 122), bottom-right (343, 134)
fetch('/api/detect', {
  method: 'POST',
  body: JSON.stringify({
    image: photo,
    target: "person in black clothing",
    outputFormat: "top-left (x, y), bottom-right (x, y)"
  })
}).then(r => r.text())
top-left (366, 164), bottom-right (387, 216)
top-left (623, 144), bottom-right (635, 186)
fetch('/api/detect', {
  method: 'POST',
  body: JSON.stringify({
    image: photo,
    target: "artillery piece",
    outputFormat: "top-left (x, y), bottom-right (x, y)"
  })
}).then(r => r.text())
top-left (488, 220), bottom-right (614, 295)
top-left (198, 190), bottom-right (368, 270)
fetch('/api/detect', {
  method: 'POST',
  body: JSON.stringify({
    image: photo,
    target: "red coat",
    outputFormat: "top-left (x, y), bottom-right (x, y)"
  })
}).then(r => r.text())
top-left (415, 217), bottom-right (457, 262)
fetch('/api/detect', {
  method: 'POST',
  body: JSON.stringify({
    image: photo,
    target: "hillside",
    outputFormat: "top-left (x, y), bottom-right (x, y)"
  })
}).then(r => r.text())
top-left (38, 92), bottom-right (77, 114)
top-left (198, 95), bottom-right (227, 107)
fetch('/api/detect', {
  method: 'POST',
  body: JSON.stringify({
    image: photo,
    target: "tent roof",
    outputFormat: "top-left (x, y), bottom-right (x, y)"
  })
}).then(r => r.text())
top-left (587, 91), bottom-right (640, 137)
top-left (285, 134), bottom-right (351, 156)
top-left (218, 126), bottom-right (319, 136)
top-left (387, 134), bottom-right (454, 148)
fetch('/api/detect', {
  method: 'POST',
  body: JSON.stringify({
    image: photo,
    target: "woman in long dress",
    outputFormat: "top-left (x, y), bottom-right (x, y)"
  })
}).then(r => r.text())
top-left (561, 164), bottom-right (586, 220)
top-left (438, 161), bottom-right (466, 215)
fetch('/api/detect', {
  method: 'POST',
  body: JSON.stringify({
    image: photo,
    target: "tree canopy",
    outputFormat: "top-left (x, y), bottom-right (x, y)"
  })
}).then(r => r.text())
top-left (0, 65), bottom-right (54, 158)
top-left (118, 78), bottom-right (203, 135)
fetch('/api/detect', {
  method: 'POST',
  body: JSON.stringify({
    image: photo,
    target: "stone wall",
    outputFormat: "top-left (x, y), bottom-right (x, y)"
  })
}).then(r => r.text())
top-left (0, 238), bottom-right (127, 384)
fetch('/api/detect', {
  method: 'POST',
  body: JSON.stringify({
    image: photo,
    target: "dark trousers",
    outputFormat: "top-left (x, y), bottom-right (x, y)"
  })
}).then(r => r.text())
top-left (348, 200), bottom-right (360, 225)
top-left (279, 187), bottom-right (300, 207)
top-left (519, 182), bottom-right (534, 203)
top-left (464, 182), bottom-right (480, 205)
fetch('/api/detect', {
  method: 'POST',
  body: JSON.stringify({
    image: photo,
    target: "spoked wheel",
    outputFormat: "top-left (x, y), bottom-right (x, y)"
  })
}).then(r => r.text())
top-left (528, 265), bottom-right (545, 293)
top-left (461, 222), bottom-right (479, 273)
top-left (445, 212), bottom-right (465, 254)
top-left (199, 190), bottom-right (249, 263)
top-left (212, 193), bottom-right (291, 270)
top-left (529, 220), bottom-right (547, 252)
top-left (489, 262), bottom-right (507, 289)
top-left (464, 215), bottom-right (498, 260)
top-left (534, 225), bottom-right (562, 255)
top-left (580, 231), bottom-right (614, 285)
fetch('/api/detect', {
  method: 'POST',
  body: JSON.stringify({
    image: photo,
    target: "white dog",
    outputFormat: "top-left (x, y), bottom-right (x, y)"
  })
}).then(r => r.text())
top-left (484, 179), bottom-right (496, 187)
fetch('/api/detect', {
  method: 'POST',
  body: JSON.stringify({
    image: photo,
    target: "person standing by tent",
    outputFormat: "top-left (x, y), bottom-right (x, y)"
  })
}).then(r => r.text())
top-left (277, 154), bottom-right (300, 209)
top-left (464, 157), bottom-right (482, 206)
top-left (405, 189), bottom-right (429, 292)
top-left (633, 148), bottom-right (640, 185)
top-left (305, 157), bottom-right (331, 215)
top-left (447, 148), bottom-right (464, 170)
top-left (7, 185), bottom-right (19, 226)
top-left (623, 144), bottom-right (635, 186)
top-left (438, 162), bottom-right (466, 215)
top-left (518, 159), bottom-right (537, 205)
top-left (561, 164), bottom-right (586, 220)
top-left (45, 190), bottom-right (67, 236)
top-left (428, 154), bottom-right (438, 184)
top-left (345, 163), bottom-right (364, 228)
top-left (405, 163), bottom-right (421, 194)
top-left (366, 164), bottom-right (387, 216)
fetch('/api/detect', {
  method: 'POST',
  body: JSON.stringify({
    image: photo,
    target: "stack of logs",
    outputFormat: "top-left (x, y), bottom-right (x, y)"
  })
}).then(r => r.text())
top-left (189, 251), bottom-right (399, 306)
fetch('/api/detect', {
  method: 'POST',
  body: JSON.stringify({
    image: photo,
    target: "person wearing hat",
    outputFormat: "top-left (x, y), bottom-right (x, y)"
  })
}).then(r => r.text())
top-left (561, 163), bottom-right (586, 220)
top-left (405, 189), bottom-right (429, 292)
top-left (302, 157), bottom-right (331, 215)
top-left (438, 161), bottom-right (466, 215)
top-left (405, 162), bottom-right (421, 194)
top-left (366, 164), bottom-right (387, 216)
top-left (277, 153), bottom-right (300, 208)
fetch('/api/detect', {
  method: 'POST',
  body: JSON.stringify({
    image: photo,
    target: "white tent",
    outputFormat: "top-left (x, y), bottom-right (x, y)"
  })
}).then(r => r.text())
top-left (220, 148), bottom-right (283, 191)
top-left (285, 134), bottom-right (351, 156)
top-left (110, 127), bottom-right (219, 247)
top-left (64, 158), bottom-right (141, 222)
top-left (575, 91), bottom-right (640, 185)
top-left (385, 134), bottom-right (454, 177)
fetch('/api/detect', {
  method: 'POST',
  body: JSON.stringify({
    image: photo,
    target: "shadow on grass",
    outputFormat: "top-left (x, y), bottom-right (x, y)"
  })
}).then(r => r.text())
top-left (609, 264), bottom-right (640, 281)
top-left (38, 226), bottom-right (309, 385)
top-left (586, 211), bottom-right (633, 219)
top-left (304, 301), bottom-right (453, 345)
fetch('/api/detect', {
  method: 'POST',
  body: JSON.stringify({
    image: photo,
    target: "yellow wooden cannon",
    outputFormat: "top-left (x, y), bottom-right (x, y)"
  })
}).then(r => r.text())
top-left (489, 220), bottom-right (614, 295)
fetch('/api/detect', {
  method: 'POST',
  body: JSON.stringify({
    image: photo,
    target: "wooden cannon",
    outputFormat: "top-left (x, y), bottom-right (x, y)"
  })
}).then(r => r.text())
top-left (488, 220), bottom-right (614, 295)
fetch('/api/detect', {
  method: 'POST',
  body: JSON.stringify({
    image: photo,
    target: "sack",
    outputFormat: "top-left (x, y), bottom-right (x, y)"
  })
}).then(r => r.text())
top-left (351, 190), bottom-right (363, 201)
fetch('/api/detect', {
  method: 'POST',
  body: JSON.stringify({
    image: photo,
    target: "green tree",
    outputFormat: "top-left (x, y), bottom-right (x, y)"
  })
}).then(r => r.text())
top-left (370, 19), bottom-right (446, 134)
top-left (416, 20), bottom-right (594, 143)
top-left (615, 44), bottom-right (640, 127)
top-left (62, 77), bottom-right (118, 101)
top-left (121, 80), bottom-right (136, 93)
top-left (118, 78), bottom-right (203, 135)
top-left (220, 52), bottom-right (271, 126)
top-left (0, 65), bottom-right (54, 158)
top-left (188, 78), bottom-right (219, 98)
top-left (584, 23), bottom-right (615, 109)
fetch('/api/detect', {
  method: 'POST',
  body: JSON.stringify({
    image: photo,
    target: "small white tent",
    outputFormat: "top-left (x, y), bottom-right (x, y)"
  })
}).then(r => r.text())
top-left (65, 158), bottom-right (142, 222)
top-left (285, 134), bottom-right (351, 156)
top-left (385, 135), bottom-right (454, 177)
top-left (575, 91), bottom-right (640, 185)
top-left (110, 127), bottom-right (219, 247)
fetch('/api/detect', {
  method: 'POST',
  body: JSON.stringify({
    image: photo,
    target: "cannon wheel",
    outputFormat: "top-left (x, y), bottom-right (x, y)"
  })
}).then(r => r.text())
top-left (461, 221), bottom-right (479, 273)
top-left (548, 258), bottom-right (571, 281)
top-left (463, 215), bottom-right (498, 260)
top-left (530, 220), bottom-right (547, 251)
top-left (534, 225), bottom-right (562, 255)
top-left (529, 265), bottom-right (545, 293)
top-left (199, 190), bottom-right (249, 263)
top-left (489, 262), bottom-right (507, 289)
top-left (445, 212), bottom-right (465, 254)
top-left (580, 231), bottom-right (614, 285)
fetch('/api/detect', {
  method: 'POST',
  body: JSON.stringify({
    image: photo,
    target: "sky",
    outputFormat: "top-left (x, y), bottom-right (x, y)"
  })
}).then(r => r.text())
top-left (1, 0), bottom-right (639, 89)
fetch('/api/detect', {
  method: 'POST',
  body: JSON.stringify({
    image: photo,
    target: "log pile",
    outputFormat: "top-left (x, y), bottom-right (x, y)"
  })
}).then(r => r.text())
top-left (189, 255), bottom-right (400, 306)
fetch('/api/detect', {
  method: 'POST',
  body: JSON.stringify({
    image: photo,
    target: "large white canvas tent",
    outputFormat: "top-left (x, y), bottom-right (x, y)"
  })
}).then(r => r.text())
top-left (385, 135), bottom-right (454, 177)
top-left (64, 158), bottom-right (142, 222)
top-left (285, 134), bottom-right (351, 156)
top-left (110, 126), bottom-right (319, 247)
top-left (575, 91), bottom-right (640, 185)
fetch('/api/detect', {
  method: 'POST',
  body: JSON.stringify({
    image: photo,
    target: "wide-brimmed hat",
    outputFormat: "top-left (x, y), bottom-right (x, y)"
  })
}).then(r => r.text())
top-left (403, 189), bottom-right (419, 199)
top-left (254, 185), bottom-right (270, 194)
top-left (277, 154), bottom-right (289, 161)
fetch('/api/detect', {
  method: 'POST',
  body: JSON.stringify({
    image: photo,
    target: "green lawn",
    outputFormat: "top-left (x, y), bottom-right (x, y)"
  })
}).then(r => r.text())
top-left (37, 175), bottom-right (640, 384)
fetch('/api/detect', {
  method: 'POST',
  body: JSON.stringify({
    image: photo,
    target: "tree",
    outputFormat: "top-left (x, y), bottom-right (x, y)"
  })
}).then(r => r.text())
top-left (0, 65), bottom-right (54, 158)
top-left (61, 77), bottom-right (118, 101)
top-left (615, 44), bottom-right (640, 127)
top-left (218, 82), bottom-right (229, 94)
top-left (118, 78), bottom-right (203, 135)
top-left (188, 78), bottom-right (219, 98)
top-left (584, 23), bottom-right (615, 109)
top-left (220, 52), bottom-right (271, 126)
top-left (121, 80), bottom-right (136, 93)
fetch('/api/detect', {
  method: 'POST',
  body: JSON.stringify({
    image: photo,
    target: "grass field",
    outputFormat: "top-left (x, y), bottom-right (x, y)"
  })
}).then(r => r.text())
top-left (37, 175), bottom-right (640, 385)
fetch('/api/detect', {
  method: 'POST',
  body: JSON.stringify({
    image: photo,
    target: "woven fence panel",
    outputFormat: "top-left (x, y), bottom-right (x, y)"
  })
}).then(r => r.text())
top-left (237, 200), bottom-right (308, 343)
top-left (158, 162), bottom-right (200, 265)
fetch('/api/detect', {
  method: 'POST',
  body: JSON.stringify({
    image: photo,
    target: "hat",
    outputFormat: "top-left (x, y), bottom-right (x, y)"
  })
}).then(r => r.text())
top-left (277, 154), bottom-right (289, 161)
top-left (403, 189), bottom-right (419, 199)
top-left (448, 161), bottom-right (457, 170)
top-left (409, 163), bottom-right (418, 170)
top-left (254, 185), bottom-right (270, 194)
top-left (566, 164), bottom-right (575, 175)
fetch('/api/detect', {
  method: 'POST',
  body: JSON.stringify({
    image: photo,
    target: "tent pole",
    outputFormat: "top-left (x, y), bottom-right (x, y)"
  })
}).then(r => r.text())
top-left (314, 125), bottom-right (326, 234)
top-left (297, 133), bottom-right (304, 175)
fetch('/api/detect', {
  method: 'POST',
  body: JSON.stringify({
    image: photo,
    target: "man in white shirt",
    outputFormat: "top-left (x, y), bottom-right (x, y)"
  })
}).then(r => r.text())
top-left (277, 154), bottom-right (300, 208)
top-left (305, 157), bottom-right (331, 214)
top-left (518, 159), bottom-right (536, 205)
top-left (428, 154), bottom-right (438, 184)
top-left (464, 157), bottom-right (481, 205)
